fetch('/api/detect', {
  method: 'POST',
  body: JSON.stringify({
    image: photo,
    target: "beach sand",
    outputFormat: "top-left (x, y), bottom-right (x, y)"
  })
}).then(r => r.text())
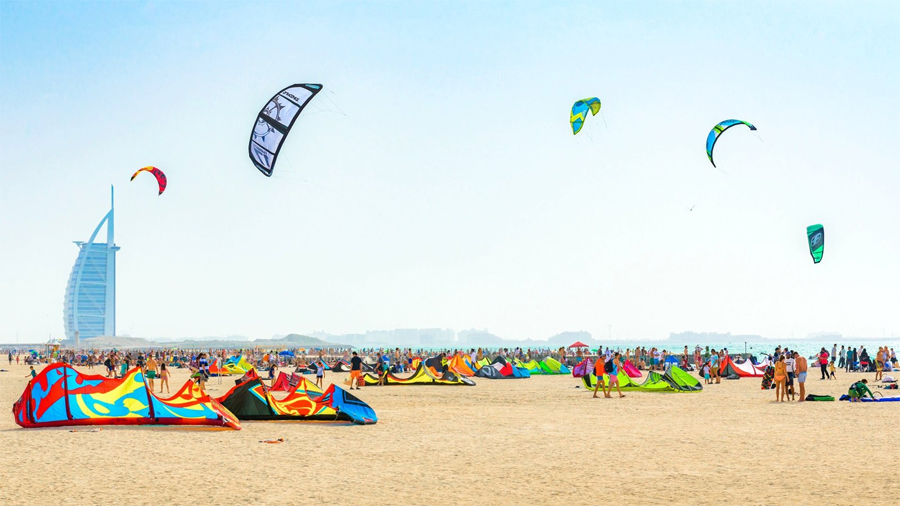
top-left (1, 362), bottom-right (897, 506)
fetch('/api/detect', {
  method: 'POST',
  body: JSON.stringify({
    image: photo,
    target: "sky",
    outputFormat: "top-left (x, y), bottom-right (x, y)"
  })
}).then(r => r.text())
top-left (1, 1), bottom-right (898, 344)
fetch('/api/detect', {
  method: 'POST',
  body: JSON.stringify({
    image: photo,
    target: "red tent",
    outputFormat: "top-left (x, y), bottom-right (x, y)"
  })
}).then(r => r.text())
top-left (568, 341), bottom-right (589, 349)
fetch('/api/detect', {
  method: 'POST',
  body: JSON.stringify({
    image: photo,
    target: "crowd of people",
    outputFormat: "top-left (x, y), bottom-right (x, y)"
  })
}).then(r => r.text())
top-left (5, 342), bottom-right (896, 402)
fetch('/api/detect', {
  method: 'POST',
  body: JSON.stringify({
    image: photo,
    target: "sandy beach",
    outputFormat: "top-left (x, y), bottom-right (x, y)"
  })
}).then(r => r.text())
top-left (1, 362), bottom-right (896, 506)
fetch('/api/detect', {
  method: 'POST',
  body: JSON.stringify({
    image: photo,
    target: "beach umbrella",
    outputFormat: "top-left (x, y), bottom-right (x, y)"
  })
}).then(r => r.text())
top-left (568, 341), bottom-right (589, 349)
top-left (279, 350), bottom-right (294, 357)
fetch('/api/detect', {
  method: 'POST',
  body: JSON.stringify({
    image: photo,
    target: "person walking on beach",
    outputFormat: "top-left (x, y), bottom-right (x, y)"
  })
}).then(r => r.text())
top-left (774, 355), bottom-right (787, 402)
top-left (795, 352), bottom-right (807, 402)
top-left (592, 355), bottom-right (609, 399)
top-left (349, 351), bottom-right (362, 390)
top-left (25, 365), bottom-right (36, 380)
top-left (818, 348), bottom-right (829, 379)
top-left (158, 363), bottom-right (170, 394)
top-left (607, 353), bottom-right (625, 398)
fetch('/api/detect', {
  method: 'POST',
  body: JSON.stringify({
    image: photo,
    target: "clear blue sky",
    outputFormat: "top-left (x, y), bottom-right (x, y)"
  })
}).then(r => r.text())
top-left (1, 1), bottom-right (898, 343)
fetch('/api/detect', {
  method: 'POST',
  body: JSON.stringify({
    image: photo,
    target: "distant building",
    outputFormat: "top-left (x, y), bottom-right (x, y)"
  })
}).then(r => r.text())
top-left (64, 187), bottom-right (119, 341)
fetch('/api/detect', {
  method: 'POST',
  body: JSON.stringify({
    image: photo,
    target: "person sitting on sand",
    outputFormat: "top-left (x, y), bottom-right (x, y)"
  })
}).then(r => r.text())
top-left (848, 379), bottom-right (874, 402)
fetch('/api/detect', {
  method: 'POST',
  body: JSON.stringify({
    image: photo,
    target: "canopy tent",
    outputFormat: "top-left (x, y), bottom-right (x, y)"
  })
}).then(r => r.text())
top-left (14, 364), bottom-right (240, 429)
top-left (216, 375), bottom-right (376, 424)
top-left (362, 363), bottom-right (475, 386)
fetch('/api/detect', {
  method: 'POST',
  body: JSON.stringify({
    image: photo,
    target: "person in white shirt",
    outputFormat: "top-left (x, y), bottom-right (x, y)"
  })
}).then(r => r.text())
top-left (784, 352), bottom-right (796, 401)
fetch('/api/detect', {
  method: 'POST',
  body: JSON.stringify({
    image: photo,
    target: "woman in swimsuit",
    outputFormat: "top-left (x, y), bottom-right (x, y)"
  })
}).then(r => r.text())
top-left (774, 355), bottom-right (788, 402)
top-left (158, 363), bottom-right (170, 394)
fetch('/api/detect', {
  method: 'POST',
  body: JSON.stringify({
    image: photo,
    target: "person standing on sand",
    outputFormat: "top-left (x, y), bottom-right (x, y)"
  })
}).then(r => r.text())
top-left (709, 349), bottom-right (719, 384)
top-left (197, 353), bottom-right (209, 390)
top-left (874, 347), bottom-right (884, 381)
top-left (784, 351), bottom-right (796, 401)
top-left (774, 355), bottom-right (787, 402)
top-left (794, 352), bottom-right (807, 402)
top-left (145, 354), bottom-right (158, 391)
top-left (349, 351), bottom-right (362, 390)
top-left (25, 365), bottom-right (36, 380)
top-left (158, 363), bottom-right (170, 394)
top-left (838, 345), bottom-right (846, 369)
top-left (315, 358), bottom-right (325, 389)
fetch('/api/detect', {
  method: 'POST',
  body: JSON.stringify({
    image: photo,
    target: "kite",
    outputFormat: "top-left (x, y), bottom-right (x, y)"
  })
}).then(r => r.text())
top-left (570, 97), bottom-right (601, 135)
top-left (807, 224), bottom-right (824, 264)
top-left (705, 119), bottom-right (756, 167)
top-left (130, 166), bottom-right (167, 195)
top-left (249, 83), bottom-right (322, 177)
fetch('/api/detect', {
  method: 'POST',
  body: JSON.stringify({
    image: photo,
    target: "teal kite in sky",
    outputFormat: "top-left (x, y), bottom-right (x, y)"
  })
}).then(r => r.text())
top-left (570, 98), bottom-right (601, 135)
top-left (705, 119), bottom-right (756, 167)
top-left (807, 224), bottom-right (824, 264)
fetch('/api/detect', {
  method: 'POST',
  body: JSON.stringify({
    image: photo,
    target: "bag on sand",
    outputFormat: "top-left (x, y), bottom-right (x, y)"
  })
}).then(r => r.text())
top-left (805, 394), bottom-right (835, 402)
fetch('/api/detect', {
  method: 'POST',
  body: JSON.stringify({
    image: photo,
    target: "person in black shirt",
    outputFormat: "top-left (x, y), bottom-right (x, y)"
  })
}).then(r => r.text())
top-left (349, 351), bottom-right (363, 390)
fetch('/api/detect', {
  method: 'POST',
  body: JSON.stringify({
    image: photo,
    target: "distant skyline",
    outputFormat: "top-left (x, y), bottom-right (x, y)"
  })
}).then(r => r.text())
top-left (1, 2), bottom-right (898, 344)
